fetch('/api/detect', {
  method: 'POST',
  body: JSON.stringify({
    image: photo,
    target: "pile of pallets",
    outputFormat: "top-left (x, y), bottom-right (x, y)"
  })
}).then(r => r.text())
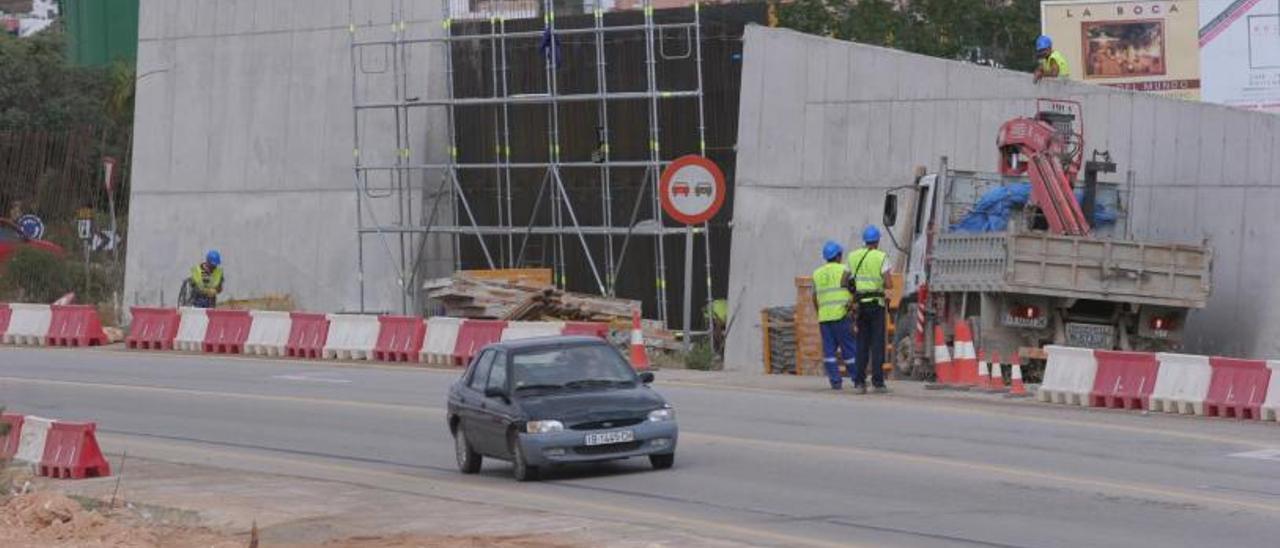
top-left (761, 306), bottom-right (796, 374)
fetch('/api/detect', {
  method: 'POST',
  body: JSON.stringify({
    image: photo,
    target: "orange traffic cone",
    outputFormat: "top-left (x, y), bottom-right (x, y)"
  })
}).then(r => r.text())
top-left (630, 309), bottom-right (650, 371)
top-left (1007, 351), bottom-right (1029, 397)
top-left (986, 350), bottom-right (1008, 393)
top-left (926, 325), bottom-right (953, 390)
top-left (977, 349), bottom-right (991, 389)
top-left (952, 320), bottom-right (977, 389)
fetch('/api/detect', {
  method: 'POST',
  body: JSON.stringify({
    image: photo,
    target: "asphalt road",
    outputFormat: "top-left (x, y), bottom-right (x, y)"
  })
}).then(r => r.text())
top-left (4, 346), bottom-right (1280, 547)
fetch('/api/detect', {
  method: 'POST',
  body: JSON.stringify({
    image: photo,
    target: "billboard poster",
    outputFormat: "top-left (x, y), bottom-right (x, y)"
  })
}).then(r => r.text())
top-left (1200, 0), bottom-right (1280, 112)
top-left (1043, 1), bottom-right (1202, 100)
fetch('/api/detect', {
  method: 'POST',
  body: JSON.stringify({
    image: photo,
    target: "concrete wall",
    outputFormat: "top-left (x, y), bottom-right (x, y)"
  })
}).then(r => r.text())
top-left (726, 25), bottom-right (1280, 372)
top-left (126, 0), bottom-right (452, 314)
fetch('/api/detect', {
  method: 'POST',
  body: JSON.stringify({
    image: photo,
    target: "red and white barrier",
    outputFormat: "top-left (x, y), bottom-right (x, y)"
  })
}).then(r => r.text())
top-left (1150, 353), bottom-right (1213, 415)
top-left (500, 321), bottom-right (565, 342)
top-left (47, 304), bottom-right (108, 347)
top-left (286, 312), bottom-right (329, 359)
top-left (322, 314), bottom-right (380, 360)
top-left (3, 303), bottom-right (52, 346)
top-left (0, 303), bottom-right (11, 340)
top-left (1204, 357), bottom-right (1272, 419)
top-left (1262, 361), bottom-right (1280, 423)
top-left (421, 317), bottom-right (463, 365)
top-left (244, 310), bottom-right (291, 357)
top-left (1089, 350), bottom-right (1160, 410)
top-left (1039, 345), bottom-right (1098, 406)
top-left (2, 414), bottom-right (110, 479)
top-left (174, 307), bottom-right (209, 351)
top-left (126, 307), bottom-right (181, 350)
top-left (373, 315), bottom-right (426, 362)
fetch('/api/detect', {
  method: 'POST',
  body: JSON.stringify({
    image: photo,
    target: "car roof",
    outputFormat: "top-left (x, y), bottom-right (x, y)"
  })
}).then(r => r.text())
top-left (484, 335), bottom-right (610, 353)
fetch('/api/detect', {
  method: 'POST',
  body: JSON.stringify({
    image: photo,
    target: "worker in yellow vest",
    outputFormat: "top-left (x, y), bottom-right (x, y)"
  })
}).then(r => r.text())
top-left (812, 241), bottom-right (856, 390)
top-left (1033, 35), bottom-right (1070, 84)
top-left (849, 226), bottom-right (893, 394)
top-left (190, 249), bottom-right (225, 309)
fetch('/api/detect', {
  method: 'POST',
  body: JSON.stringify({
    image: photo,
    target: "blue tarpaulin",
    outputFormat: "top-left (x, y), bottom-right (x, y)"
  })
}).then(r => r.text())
top-left (950, 182), bottom-right (1116, 233)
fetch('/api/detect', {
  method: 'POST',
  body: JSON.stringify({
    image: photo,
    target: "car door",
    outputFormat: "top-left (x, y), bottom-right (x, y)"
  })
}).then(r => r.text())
top-left (458, 350), bottom-right (495, 452)
top-left (475, 350), bottom-right (516, 458)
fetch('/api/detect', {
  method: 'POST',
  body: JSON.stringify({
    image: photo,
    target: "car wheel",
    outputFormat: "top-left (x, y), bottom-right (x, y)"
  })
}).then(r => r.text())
top-left (454, 428), bottom-right (482, 474)
top-left (511, 436), bottom-right (540, 482)
top-left (649, 453), bottom-right (674, 470)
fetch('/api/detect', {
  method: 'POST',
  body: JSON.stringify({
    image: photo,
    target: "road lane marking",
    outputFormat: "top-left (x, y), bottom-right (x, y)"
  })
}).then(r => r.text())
top-left (11, 375), bottom-right (1280, 516)
top-left (271, 374), bottom-right (353, 384)
top-left (96, 433), bottom-right (869, 548)
top-left (1229, 448), bottom-right (1280, 462)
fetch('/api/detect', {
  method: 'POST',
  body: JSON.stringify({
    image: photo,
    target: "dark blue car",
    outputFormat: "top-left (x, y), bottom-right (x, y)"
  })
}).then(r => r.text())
top-left (447, 336), bottom-right (678, 481)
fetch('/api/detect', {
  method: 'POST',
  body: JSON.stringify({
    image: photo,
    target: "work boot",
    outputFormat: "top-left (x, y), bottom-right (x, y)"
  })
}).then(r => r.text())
top-left (873, 386), bottom-right (892, 395)
top-left (830, 382), bottom-right (843, 391)
top-left (854, 385), bottom-right (868, 395)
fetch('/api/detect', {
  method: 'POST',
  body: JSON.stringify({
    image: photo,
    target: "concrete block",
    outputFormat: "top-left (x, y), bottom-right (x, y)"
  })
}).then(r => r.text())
top-left (801, 105), bottom-right (825, 185)
top-left (1127, 95), bottom-right (1158, 180)
top-left (1172, 109), bottom-right (1202, 185)
top-left (824, 41), bottom-right (850, 102)
top-left (860, 102), bottom-right (890, 182)
top-left (821, 104), bottom-right (850, 185)
top-left (804, 41), bottom-right (826, 104)
top-left (1197, 108), bottom-right (1227, 185)
top-left (847, 43), bottom-right (897, 102)
top-left (1149, 99), bottom-right (1179, 184)
top-left (1248, 115), bottom-right (1276, 185)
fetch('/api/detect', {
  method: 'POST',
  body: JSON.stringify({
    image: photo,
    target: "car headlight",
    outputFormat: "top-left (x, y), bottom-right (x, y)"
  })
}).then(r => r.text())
top-left (526, 420), bottom-right (564, 433)
top-left (648, 407), bottom-right (675, 422)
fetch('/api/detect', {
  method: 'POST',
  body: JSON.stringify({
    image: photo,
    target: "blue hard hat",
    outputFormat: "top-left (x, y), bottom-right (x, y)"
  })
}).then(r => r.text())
top-left (1036, 35), bottom-right (1052, 52)
top-left (862, 225), bottom-right (881, 243)
top-left (822, 240), bottom-right (843, 261)
top-left (206, 249), bottom-right (222, 266)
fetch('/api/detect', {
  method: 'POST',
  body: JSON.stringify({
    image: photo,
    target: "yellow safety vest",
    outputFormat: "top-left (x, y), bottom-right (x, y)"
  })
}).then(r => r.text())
top-left (812, 262), bottom-right (852, 322)
top-left (848, 248), bottom-right (887, 306)
top-left (1039, 50), bottom-right (1070, 79)
top-left (191, 265), bottom-right (223, 293)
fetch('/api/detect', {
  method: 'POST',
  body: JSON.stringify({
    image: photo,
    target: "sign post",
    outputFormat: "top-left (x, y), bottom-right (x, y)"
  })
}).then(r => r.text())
top-left (103, 157), bottom-right (119, 266)
top-left (659, 155), bottom-right (726, 353)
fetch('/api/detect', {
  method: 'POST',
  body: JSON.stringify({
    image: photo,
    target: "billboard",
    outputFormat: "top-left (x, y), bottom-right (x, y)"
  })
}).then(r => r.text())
top-left (1043, 1), bottom-right (1202, 100)
top-left (1201, 0), bottom-right (1280, 112)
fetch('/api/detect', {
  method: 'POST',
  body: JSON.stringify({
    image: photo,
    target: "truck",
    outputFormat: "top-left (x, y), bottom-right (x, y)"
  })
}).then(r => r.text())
top-left (882, 101), bottom-right (1213, 379)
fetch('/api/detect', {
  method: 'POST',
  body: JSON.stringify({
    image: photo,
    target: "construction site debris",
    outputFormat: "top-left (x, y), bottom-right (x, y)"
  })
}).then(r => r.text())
top-left (761, 306), bottom-right (796, 374)
top-left (425, 275), bottom-right (640, 324)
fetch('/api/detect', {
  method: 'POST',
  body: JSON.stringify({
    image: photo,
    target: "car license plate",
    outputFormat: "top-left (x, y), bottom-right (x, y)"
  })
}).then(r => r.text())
top-left (584, 430), bottom-right (635, 446)
top-left (1065, 323), bottom-right (1115, 349)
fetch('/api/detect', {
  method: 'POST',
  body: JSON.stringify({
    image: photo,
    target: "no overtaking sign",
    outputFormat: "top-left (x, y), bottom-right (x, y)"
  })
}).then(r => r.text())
top-left (659, 155), bottom-right (725, 225)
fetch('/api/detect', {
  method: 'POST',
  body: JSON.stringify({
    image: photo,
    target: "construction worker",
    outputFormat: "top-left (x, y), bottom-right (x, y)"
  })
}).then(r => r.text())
top-left (190, 250), bottom-right (225, 309)
top-left (1033, 35), bottom-right (1070, 84)
top-left (849, 226), bottom-right (893, 394)
top-left (812, 240), bottom-right (856, 390)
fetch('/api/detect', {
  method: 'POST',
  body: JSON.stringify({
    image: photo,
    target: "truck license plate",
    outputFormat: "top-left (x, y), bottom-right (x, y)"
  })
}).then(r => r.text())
top-left (1066, 323), bottom-right (1115, 349)
top-left (585, 430), bottom-right (635, 446)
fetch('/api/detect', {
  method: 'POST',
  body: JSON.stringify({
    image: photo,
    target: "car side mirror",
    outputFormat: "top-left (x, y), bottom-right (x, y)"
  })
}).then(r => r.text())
top-left (484, 386), bottom-right (507, 401)
top-left (883, 194), bottom-right (898, 228)
top-left (639, 372), bottom-right (655, 384)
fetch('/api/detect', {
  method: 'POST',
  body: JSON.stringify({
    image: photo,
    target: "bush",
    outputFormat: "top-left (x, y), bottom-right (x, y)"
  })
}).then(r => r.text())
top-left (684, 341), bottom-right (720, 371)
top-left (0, 247), bottom-right (113, 304)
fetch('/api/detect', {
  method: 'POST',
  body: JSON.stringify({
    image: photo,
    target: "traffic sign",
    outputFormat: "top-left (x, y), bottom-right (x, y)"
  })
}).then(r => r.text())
top-left (659, 155), bottom-right (726, 225)
top-left (16, 214), bottom-right (44, 240)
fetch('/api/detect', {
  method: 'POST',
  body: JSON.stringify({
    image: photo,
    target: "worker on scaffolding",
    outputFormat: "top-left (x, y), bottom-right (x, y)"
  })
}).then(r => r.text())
top-left (812, 241), bottom-right (856, 390)
top-left (1033, 35), bottom-right (1070, 83)
top-left (849, 226), bottom-right (892, 394)
top-left (187, 250), bottom-right (225, 309)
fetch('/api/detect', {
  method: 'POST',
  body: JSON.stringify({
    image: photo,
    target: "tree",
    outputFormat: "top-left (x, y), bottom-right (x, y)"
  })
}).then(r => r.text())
top-left (777, 0), bottom-right (1045, 72)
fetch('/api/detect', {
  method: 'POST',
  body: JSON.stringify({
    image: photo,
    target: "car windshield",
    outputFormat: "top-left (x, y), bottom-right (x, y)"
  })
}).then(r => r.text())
top-left (510, 344), bottom-right (635, 393)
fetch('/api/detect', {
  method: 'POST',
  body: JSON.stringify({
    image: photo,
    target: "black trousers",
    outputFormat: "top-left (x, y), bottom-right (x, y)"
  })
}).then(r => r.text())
top-left (854, 304), bottom-right (886, 387)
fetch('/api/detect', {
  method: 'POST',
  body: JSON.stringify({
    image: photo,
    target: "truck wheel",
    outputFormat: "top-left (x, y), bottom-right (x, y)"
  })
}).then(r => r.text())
top-left (894, 337), bottom-right (917, 379)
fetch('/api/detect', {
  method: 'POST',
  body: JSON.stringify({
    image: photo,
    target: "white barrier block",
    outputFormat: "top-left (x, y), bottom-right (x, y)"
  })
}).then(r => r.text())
top-left (3, 303), bottom-right (51, 346)
top-left (1150, 353), bottom-right (1213, 415)
top-left (174, 307), bottom-right (209, 352)
top-left (1039, 345), bottom-right (1098, 406)
top-left (14, 415), bottom-right (53, 465)
top-left (244, 310), bottom-right (291, 357)
top-left (1260, 361), bottom-right (1280, 422)
top-left (322, 314), bottom-right (380, 360)
top-left (500, 321), bottom-right (566, 342)
top-left (421, 317), bottom-right (463, 365)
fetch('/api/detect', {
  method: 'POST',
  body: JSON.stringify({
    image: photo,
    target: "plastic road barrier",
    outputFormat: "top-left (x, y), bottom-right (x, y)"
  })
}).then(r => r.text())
top-left (1204, 357), bottom-right (1272, 419)
top-left (39, 422), bottom-right (111, 479)
top-left (244, 310), bottom-right (292, 357)
top-left (1039, 345), bottom-right (1098, 406)
top-left (421, 317), bottom-right (463, 365)
top-left (203, 309), bottom-right (252, 354)
top-left (452, 320), bottom-right (507, 366)
top-left (13, 415), bottom-right (53, 465)
top-left (1150, 353), bottom-right (1213, 415)
top-left (562, 321), bottom-right (610, 340)
top-left (1089, 350), bottom-right (1160, 410)
top-left (373, 315), bottom-right (427, 362)
top-left (174, 307), bottom-right (209, 351)
top-left (126, 307), bottom-right (181, 350)
top-left (286, 312), bottom-right (329, 359)
top-left (1261, 361), bottom-right (1280, 422)
top-left (500, 321), bottom-right (565, 342)
top-left (47, 305), bottom-right (108, 347)
top-left (0, 304), bottom-right (11, 339)
top-left (322, 314), bottom-right (380, 360)
top-left (3, 303), bottom-right (51, 346)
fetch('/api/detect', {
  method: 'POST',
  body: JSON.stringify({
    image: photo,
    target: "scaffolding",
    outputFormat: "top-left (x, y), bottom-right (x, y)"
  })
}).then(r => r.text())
top-left (348, 0), bottom-right (713, 328)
